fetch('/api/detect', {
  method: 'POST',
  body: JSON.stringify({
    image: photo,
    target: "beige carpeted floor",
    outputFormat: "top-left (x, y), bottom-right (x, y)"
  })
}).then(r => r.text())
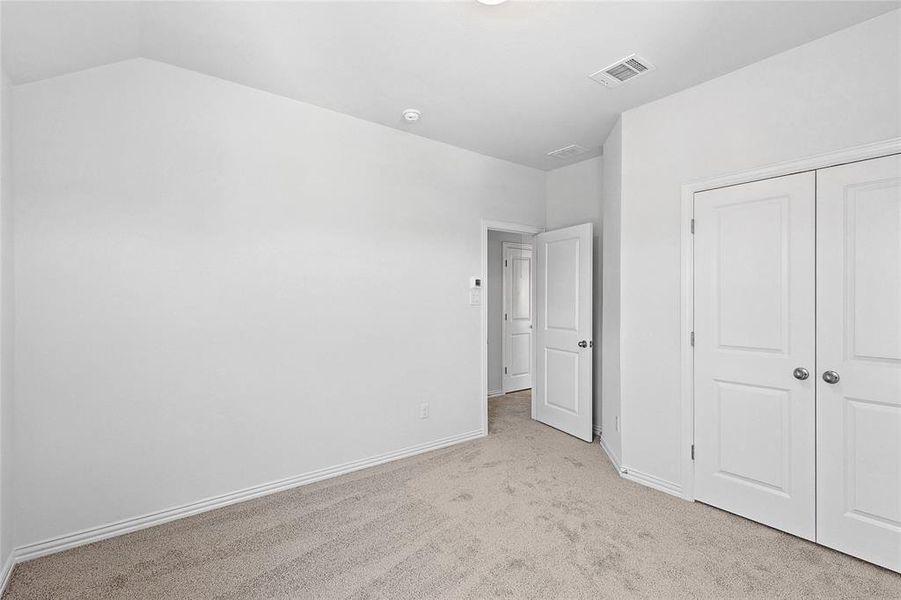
top-left (5, 391), bottom-right (900, 599)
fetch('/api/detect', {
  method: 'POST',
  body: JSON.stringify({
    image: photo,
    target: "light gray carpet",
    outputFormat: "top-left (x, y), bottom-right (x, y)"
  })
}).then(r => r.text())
top-left (5, 391), bottom-right (900, 599)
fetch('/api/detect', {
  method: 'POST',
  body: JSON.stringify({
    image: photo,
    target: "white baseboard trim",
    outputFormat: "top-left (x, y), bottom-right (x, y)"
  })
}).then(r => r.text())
top-left (599, 434), bottom-right (622, 473)
top-left (592, 425), bottom-right (601, 437)
top-left (12, 428), bottom-right (484, 567)
top-left (621, 468), bottom-right (683, 499)
top-left (596, 435), bottom-right (683, 499)
top-left (0, 551), bottom-right (15, 596)
top-left (487, 389), bottom-right (504, 398)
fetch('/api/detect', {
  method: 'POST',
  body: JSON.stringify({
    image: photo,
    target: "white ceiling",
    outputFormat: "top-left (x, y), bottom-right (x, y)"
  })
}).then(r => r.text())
top-left (3, 1), bottom-right (898, 170)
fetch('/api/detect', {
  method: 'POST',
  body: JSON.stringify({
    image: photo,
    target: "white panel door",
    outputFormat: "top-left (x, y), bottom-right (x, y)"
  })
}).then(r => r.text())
top-left (503, 243), bottom-right (533, 393)
top-left (534, 223), bottom-right (593, 442)
top-left (694, 172), bottom-right (816, 540)
top-left (816, 154), bottom-right (901, 573)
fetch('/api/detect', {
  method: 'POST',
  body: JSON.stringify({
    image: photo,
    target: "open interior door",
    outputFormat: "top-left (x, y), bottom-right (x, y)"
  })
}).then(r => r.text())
top-left (534, 223), bottom-right (593, 442)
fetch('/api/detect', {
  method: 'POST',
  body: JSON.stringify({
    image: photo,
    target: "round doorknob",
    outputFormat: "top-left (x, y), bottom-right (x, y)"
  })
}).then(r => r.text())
top-left (578, 340), bottom-right (588, 348)
top-left (792, 367), bottom-right (809, 381)
top-left (822, 370), bottom-right (840, 384)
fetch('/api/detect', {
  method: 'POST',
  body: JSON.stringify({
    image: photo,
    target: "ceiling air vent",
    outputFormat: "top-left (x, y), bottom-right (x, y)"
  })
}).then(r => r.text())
top-left (547, 144), bottom-right (588, 160)
top-left (589, 54), bottom-right (655, 88)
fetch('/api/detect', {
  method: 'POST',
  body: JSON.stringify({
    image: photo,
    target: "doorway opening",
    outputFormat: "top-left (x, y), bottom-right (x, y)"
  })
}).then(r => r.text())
top-left (480, 220), bottom-right (595, 442)
top-left (489, 233), bottom-right (535, 397)
top-left (481, 221), bottom-right (541, 436)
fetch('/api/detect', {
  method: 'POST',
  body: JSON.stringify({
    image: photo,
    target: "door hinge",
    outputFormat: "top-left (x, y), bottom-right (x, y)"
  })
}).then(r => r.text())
top-left (690, 331), bottom-right (695, 346)
top-left (691, 444), bottom-right (695, 460)
top-left (504, 367), bottom-right (507, 374)
top-left (690, 218), bottom-right (695, 234)
top-left (505, 313), bottom-right (508, 320)
top-left (505, 259), bottom-right (508, 267)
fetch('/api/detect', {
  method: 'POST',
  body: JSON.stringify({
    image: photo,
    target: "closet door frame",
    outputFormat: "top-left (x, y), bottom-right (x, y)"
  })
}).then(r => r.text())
top-left (679, 137), bottom-right (901, 503)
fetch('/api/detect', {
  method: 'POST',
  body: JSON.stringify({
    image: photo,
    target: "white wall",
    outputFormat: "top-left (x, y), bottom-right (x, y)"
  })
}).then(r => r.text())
top-left (600, 122), bottom-right (622, 463)
top-left (545, 157), bottom-right (602, 232)
top-left (487, 230), bottom-right (533, 396)
top-left (11, 58), bottom-right (546, 548)
top-left (545, 156), bottom-right (603, 432)
top-left (0, 65), bottom-right (13, 568)
top-left (615, 10), bottom-right (901, 489)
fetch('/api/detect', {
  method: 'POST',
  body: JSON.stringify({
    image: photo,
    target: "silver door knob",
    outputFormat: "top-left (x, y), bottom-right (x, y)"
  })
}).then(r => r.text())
top-left (578, 340), bottom-right (588, 348)
top-left (793, 367), bottom-right (809, 381)
top-left (822, 370), bottom-right (840, 384)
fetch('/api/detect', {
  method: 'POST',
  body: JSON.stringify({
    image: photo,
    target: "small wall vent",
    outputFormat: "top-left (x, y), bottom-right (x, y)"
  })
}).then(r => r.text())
top-left (589, 54), bottom-right (655, 88)
top-left (547, 144), bottom-right (588, 160)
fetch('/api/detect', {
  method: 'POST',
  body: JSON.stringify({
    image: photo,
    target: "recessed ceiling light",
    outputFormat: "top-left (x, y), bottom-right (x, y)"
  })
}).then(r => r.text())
top-left (476, 0), bottom-right (508, 5)
top-left (402, 108), bottom-right (422, 122)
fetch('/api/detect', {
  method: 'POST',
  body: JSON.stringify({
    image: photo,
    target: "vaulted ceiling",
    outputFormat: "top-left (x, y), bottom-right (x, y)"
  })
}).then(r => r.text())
top-left (3, 1), bottom-right (898, 169)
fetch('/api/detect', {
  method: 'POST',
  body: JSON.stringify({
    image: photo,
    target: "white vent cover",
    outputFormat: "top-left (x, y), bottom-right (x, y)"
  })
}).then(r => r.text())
top-left (589, 54), bottom-right (655, 88)
top-left (546, 144), bottom-right (589, 160)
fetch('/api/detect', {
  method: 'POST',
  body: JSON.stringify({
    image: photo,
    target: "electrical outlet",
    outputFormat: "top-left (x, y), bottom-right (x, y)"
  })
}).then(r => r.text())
top-left (420, 403), bottom-right (429, 419)
top-left (469, 288), bottom-right (481, 306)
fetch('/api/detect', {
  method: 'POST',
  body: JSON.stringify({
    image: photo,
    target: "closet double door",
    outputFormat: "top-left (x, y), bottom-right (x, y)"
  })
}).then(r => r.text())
top-left (694, 153), bottom-right (901, 572)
